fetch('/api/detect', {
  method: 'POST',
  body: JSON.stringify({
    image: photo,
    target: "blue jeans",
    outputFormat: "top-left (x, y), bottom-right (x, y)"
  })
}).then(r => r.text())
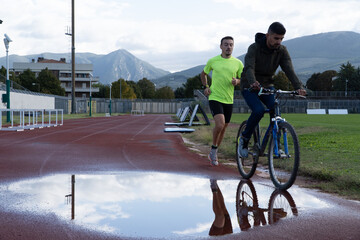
top-left (241, 88), bottom-right (275, 139)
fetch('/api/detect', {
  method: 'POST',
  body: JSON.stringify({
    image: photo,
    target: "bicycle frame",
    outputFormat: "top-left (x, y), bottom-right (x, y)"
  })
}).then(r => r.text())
top-left (236, 88), bottom-right (304, 189)
top-left (255, 98), bottom-right (289, 158)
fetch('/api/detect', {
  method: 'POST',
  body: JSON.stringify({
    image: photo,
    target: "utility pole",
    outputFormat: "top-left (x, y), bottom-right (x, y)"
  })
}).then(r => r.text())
top-left (71, 0), bottom-right (76, 114)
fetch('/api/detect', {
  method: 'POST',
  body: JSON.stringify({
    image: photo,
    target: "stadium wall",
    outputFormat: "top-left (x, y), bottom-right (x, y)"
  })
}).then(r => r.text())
top-left (0, 90), bottom-right (55, 109)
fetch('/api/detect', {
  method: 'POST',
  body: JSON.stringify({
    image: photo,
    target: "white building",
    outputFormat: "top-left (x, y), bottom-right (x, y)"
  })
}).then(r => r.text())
top-left (13, 57), bottom-right (99, 98)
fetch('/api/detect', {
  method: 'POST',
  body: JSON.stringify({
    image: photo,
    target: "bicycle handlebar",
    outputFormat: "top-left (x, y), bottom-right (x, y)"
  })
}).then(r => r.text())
top-left (248, 87), bottom-right (306, 98)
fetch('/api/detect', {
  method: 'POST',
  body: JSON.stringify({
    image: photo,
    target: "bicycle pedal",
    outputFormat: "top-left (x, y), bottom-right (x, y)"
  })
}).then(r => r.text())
top-left (274, 154), bottom-right (290, 159)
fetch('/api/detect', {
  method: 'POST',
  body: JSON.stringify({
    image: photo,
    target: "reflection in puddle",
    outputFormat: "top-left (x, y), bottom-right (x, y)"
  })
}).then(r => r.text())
top-left (0, 172), bottom-right (330, 239)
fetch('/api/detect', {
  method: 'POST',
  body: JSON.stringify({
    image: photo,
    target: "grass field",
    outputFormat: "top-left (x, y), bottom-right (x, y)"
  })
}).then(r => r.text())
top-left (186, 113), bottom-right (360, 200)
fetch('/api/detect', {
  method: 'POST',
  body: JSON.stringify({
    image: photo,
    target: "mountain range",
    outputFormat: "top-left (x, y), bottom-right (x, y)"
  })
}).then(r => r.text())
top-left (154, 31), bottom-right (360, 89)
top-left (1, 31), bottom-right (360, 89)
top-left (0, 49), bottom-right (170, 85)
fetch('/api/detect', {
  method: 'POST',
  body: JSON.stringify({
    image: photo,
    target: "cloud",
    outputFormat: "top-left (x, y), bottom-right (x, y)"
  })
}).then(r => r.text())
top-left (1, 0), bottom-right (360, 72)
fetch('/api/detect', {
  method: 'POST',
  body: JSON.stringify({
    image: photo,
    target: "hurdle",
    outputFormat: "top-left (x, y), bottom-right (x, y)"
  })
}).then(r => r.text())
top-left (164, 127), bottom-right (195, 133)
top-left (164, 104), bottom-right (210, 127)
top-left (0, 109), bottom-right (63, 131)
top-left (164, 104), bottom-right (210, 133)
top-left (131, 109), bottom-right (145, 116)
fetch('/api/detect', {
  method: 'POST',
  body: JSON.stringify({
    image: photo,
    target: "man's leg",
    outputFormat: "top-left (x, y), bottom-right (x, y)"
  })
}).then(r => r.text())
top-left (238, 90), bottom-right (266, 157)
top-left (208, 114), bottom-right (225, 166)
top-left (208, 101), bottom-right (227, 166)
top-left (241, 90), bottom-right (266, 139)
top-left (213, 114), bottom-right (228, 147)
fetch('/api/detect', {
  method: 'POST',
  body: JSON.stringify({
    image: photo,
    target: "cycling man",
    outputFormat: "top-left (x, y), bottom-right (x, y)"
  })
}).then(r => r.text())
top-left (238, 22), bottom-right (306, 157)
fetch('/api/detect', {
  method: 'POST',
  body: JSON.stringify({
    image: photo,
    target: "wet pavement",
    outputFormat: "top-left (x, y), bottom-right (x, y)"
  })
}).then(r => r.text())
top-left (0, 115), bottom-right (359, 239)
top-left (0, 171), bottom-right (336, 239)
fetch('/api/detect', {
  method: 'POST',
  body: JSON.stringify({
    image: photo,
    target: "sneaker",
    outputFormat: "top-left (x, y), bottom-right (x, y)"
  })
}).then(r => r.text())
top-left (238, 136), bottom-right (249, 158)
top-left (208, 148), bottom-right (219, 166)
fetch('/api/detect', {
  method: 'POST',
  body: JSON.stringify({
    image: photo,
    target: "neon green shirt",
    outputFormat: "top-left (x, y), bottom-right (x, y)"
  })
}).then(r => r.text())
top-left (204, 55), bottom-right (243, 104)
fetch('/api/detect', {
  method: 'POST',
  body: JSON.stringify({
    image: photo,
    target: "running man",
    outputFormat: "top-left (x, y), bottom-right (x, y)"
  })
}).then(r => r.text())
top-left (201, 36), bottom-right (244, 166)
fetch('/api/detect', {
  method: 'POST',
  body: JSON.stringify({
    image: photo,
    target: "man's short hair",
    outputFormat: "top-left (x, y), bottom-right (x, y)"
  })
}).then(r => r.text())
top-left (268, 22), bottom-right (286, 35)
top-left (221, 36), bottom-right (234, 45)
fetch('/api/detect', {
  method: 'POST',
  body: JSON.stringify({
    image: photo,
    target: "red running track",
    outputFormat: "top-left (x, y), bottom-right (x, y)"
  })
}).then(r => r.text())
top-left (0, 114), bottom-right (239, 183)
top-left (1, 114), bottom-right (360, 240)
top-left (0, 114), bottom-right (240, 240)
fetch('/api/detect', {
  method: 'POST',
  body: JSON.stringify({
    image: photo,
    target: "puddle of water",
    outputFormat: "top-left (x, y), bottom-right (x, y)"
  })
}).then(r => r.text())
top-left (0, 172), bottom-right (330, 239)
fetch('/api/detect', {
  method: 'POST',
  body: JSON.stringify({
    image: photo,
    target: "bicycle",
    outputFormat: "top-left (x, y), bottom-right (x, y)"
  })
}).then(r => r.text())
top-left (235, 180), bottom-right (298, 231)
top-left (235, 87), bottom-right (305, 190)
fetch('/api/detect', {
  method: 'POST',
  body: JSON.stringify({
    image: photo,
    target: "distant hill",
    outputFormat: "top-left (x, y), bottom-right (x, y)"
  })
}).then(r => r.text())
top-left (153, 31), bottom-right (360, 89)
top-left (2, 31), bottom-right (360, 89)
top-left (0, 49), bottom-right (170, 85)
top-left (152, 65), bottom-right (205, 89)
top-left (283, 31), bottom-right (360, 79)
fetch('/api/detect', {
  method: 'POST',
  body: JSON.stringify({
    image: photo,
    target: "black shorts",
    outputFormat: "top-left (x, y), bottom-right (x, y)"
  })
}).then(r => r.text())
top-left (209, 100), bottom-right (233, 123)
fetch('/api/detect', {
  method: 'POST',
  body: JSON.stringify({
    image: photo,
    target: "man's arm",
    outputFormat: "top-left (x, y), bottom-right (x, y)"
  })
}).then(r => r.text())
top-left (244, 44), bottom-right (258, 86)
top-left (200, 70), bottom-right (211, 96)
top-left (200, 70), bottom-right (208, 87)
top-left (279, 48), bottom-right (303, 90)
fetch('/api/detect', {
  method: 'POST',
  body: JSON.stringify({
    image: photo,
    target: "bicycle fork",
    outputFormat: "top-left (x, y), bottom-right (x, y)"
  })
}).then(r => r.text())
top-left (272, 119), bottom-right (289, 158)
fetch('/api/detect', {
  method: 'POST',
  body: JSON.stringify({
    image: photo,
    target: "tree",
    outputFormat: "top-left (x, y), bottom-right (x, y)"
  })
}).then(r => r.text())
top-left (155, 86), bottom-right (175, 99)
top-left (306, 72), bottom-right (321, 91)
top-left (318, 70), bottom-right (337, 91)
top-left (19, 69), bottom-right (38, 91)
top-left (37, 68), bottom-right (65, 96)
top-left (0, 66), bottom-right (6, 80)
top-left (273, 71), bottom-right (294, 90)
top-left (127, 80), bottom-right (142, 99)
top-left (306, 70), bottom-right (336, 91)
top-left (333, 62), bottom-right (360, 91)
top-left (183, 74), bottom-right (204, 98)
top-left (137, 78), bottom-right (156, 99)
top-left (112, 79), bottom-right (136, 99)
top-left (354, 67), bottom-right (360, 91)
top-left (92, 83), bottom-right (108, 98)
top-left (174, 87), bottom-right (185, 98)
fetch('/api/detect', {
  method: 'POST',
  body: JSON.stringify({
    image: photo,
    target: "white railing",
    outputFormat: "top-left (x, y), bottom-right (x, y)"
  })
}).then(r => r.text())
top-left (0, 109), bottom-right (63, 131)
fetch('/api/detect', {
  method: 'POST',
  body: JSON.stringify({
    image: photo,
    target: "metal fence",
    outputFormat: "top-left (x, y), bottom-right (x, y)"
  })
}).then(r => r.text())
top-left (51, 92), bottom-right (360, 115)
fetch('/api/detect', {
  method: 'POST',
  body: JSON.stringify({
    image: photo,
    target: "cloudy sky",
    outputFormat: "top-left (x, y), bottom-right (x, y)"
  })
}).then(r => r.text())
top-left (1, 0), bottom-right (360, 72)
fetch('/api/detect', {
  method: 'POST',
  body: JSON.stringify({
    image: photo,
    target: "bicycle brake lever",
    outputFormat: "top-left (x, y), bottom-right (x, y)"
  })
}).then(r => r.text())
top-left (258, 87), bottom-right (264, 96)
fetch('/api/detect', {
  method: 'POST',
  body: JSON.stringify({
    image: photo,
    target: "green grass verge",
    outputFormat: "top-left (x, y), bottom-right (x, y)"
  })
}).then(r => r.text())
top-left (186, 113), bottom-right (360, 200)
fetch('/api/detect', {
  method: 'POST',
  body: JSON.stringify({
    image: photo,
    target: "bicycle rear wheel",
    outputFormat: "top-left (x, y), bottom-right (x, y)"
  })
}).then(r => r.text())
top-left (268, 121), bottom-right (300, 190)
top-left (235, 180), bottom-right (259, 231)
top-left (236, 121), bottom-right (259, 179)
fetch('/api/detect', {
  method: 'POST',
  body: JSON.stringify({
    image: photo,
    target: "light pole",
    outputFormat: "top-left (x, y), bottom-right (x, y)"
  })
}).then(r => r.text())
top-left (89, 73), bottom-right (92, 117)
top-left (119, 79), bottom-right (122, 100)
top-left (3, 34), bottom-right (12, 122)
top-left (345, 79), bottom-right (348, 97)
top-left (109, 83), bottom-right (112, 116)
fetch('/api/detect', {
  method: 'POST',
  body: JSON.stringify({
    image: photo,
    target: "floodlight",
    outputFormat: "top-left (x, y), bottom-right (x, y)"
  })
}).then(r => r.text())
top-left (4, 34), bottom-right (12, 42)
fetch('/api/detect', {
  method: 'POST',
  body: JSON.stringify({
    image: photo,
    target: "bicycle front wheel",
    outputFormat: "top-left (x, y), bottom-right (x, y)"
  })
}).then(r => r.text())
top-left (236, 121), bottom-right (259, 179)
top-left (268, 121), bottom-right (300, 190)
top-left (268, 189), bottom-right (298, 224)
